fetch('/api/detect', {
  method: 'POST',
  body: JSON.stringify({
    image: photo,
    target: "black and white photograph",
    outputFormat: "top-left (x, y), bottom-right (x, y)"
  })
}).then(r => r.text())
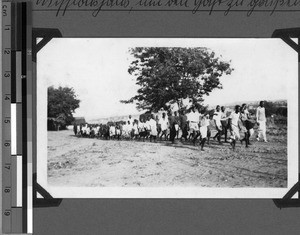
top-left (36, 38), bottom-right (298, 198)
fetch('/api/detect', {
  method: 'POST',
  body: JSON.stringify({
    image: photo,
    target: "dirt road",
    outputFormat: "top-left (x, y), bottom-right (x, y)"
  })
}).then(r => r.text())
top-left (47, 126), bottom-right (287, 188)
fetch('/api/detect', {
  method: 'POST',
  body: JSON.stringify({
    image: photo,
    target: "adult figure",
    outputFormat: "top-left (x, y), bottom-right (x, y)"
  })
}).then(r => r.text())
top-left (228, 105), bottom-right (242, 149)
top-left (145, 116), bottom-right (151, 139)
top-left (187, 106), bottom-right (200, 145)
top-left (168, 111), bottom-right (177, 144)
top-left (115, 123), bottom-right (121, 140)
top-left (179, 109), bottom-right (188, 141)
top-left (159, 112), bottom-right (169, 141)
top-left (213, 105), bottom-right (223, 144)
top-left (138, 117), bottom-right (147, 141)
top-left (149, 114), bottom-right (158, 142)
top-left (132, 119), bottom-right (139, 139)
top-left (155, 115), bottom-right (161, 138)
top-left (240, 103), bottom-right (255, 146)
top-left (220, 106), bottom-right (229, 143)
top-left (256, 101), bottom-right (267, 142)
top-left (199, 114), bottom-right (210, 151)
top-left (127, 115), bottom-right (134, 126)
top-left (174, 111), bottom-right (180, 139)
top-left (205, 114), bottom-right (211, 145)
top-left (73, 123), bottom-right (78, 135)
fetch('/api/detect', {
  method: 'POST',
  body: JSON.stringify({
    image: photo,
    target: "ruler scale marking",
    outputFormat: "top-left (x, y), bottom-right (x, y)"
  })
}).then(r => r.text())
top-left (2, 2), bottom-right (33, 233)
top-left (2, 2), bottom-right (13, 233)
top-left (11, 156), bottom-right (17, 208)
top-left (17, 104), bottom-right (23, 155)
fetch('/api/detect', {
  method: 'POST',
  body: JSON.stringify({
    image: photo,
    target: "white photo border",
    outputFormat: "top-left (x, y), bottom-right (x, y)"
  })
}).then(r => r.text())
top-left (36, 38), bottom-right (298, 198)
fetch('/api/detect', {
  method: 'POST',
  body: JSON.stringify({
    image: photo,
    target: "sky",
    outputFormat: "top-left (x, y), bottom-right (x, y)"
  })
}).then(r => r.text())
top-left (37, 38), bottom-right (297, 120)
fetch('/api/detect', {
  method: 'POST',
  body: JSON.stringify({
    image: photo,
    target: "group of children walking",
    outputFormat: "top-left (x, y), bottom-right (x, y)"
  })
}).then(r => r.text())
top-left (73, 101), bottom-right (268, 151)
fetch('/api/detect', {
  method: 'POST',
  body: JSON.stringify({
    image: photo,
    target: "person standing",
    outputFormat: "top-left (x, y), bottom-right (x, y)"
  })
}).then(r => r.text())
top-left (213, 105), bottom-right (223, 144)
top-left (132, 120), bottom-right (139, 139)
top-left (220, 106), bottom-right (229, 143)
top-left (240, 104), bottom-right (250, 147)
top-left (228, 105), bottom-right (242, 150)
top-left (149, 114), bottom-right (158, 142)
top-left (115, 123), bottom-right (121, 140)
top-left (145, 116), bottom-right (151, 139)
top-left (187, 106), bottom-right (200, 145)
top-left (199, 114), bottom-right (209, 151)
top-left (174, 111), bottom-right (180, 139)
top-left (205, 114), bottom-right (211, 145)
top-left (179, 109), bottom-right (188, 141)
top-left (256, 101), bottom-right (267, 142)
top-left (138, 118), bottom-right (147, 141)
top-left (168, 111), bottom-right (177, 144)
top-left (127, 115), bottom-right (134, 126)
top-left (159, 112), bottom-right (169, 141)
top-left (240, 103), bottom-right (255, 147)
top-left (73, 123), bottom-right (78, 135)
top-left (155, 115), bottom-right (161, 138)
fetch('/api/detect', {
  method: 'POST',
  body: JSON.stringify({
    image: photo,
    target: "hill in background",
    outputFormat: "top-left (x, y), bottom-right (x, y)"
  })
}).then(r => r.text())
top-left (87, 114), bottom-right (141, 124)
top-left (211, 99), bottom-right (287, 110)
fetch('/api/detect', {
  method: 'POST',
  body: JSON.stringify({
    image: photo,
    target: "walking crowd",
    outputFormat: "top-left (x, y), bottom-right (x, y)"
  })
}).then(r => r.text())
top-left (73, 101), bottom-right (268, 151)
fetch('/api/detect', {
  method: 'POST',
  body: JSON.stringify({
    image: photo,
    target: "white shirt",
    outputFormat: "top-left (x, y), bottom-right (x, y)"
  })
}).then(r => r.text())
top-left (181, 97), bottom-right (192, 109)
top-left (170, 102), bottom-right (179, 112)
top-left (221, 111), bottom-right (227, 119)
top-left (187, 111), bottom-right (200, 123)
top-left (213, 111), bottom-right (222, 127)
top-left (123, 124), bottom-right (129, 132)
top-left (138, 122), bottom-right (145, 130)
top-left (240, 109), bottom-right (250, 121)
top-left (157, 111), bottom-right (163, 119)
top-left (86, 127), bottom-right (90, 135)
top-left (200, 116), bottom-right (209, 127)
top-left (205, 118), bottom-right (211, 127)
top-left (133, 123), bottom-right (139, 133)
top-left (159, 117), bottom-right (169, 130)
top-left (256, 106), bottom-right (266, 122)
top-left (109, 126), bottom-right (115, 133)
top-left (145, 120), bottom-right (151, 130)
top-left (149, 119), bottom-right (157, 130)
top-left (229, 112), bottom-right (240, 127)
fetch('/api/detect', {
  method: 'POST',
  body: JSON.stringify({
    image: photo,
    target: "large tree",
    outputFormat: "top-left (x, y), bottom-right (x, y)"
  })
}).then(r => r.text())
top-left (121, 47), bottom-right (233, 112)
top-left (48, 86), bottom-right (80, 127)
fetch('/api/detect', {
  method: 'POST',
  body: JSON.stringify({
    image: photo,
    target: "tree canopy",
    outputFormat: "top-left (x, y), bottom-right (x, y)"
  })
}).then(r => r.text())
top-left (121, 47), bottom-right (233, 112)
top-left (48, 86), bottom-right (80, 127)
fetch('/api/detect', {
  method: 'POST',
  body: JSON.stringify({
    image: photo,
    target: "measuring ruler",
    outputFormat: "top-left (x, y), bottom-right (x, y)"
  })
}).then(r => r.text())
top-left (2, 1), bottom-right (32, 234)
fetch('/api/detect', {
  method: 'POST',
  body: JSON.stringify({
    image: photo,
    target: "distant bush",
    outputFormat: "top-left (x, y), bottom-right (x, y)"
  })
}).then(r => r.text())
top-left (249, 101), bottom-right (287, 118)
top-left (264, 101), bottom-right (287, 117)
top-left (276, 107), bottom-right (287, 117)
top-left (274, 115), bottom-right (287, 125)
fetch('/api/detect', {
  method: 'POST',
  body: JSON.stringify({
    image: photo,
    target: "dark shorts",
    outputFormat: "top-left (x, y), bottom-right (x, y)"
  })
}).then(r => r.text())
top-left (245, 120), bottom-right (255, 130)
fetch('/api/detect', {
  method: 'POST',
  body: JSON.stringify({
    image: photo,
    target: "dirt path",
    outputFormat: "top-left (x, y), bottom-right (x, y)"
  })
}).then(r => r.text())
top-left (48, 129), bottom-right (287, 188)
